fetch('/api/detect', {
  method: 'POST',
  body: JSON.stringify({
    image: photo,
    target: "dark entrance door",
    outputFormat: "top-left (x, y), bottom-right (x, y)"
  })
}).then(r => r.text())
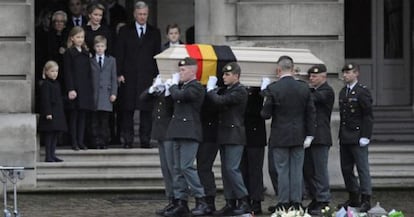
top-left (345, 0), bottom-right (410, 105)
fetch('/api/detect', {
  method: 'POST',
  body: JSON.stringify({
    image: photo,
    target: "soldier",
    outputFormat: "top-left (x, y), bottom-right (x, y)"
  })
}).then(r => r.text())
top-left (261, 56), bottom-right (316, 210)
top-left (206, 62), bottom-right (251, 216)
top-left (337, 63), bottom-right (374, 212)
top-left (240, 86), bottom-right (266, 214)
top-left (164, 57), bottom-right (210, 217)
top-left (303, 64), bottom-right (335, 215)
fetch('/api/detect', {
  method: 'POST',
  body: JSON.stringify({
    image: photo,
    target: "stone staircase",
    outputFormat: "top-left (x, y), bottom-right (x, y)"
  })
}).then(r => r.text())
top-left (36, 148), bottom-right (222, 191)
top-left (369, 106), bottom-right (414, 187)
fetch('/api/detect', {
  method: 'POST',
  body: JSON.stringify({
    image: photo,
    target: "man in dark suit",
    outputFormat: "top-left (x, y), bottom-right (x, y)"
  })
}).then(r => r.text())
top-left (115, 1), bottom-right (161, 148)
top-left (337, 63), bottom-right (373, 212)
top-left (66, 0), bottom-right (87, 30)
top-left (303, 64), bottom-right (335, 215)
top-left (261, 56), bottom-right (315, 210)
top-left (240, 86), bottom-right (266, 214)
top-left (206, 62), bottom-right (251, 216)
top-left (163, 58), bottom-right (210, 217)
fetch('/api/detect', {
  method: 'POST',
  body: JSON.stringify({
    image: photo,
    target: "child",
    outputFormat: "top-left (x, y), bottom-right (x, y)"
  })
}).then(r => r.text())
top-left (38, 61), bottom-right (67, 162)
top-left (64, 26), bottom-right (94, 150)
top-left (162, 23), bottom-right (183, 51)
top-left (90, 35), bottom-right (118, 149)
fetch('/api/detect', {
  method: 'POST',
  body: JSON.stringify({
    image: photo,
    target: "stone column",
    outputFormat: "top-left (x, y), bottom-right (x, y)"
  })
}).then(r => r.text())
top-left (195, 0), bottom-right (237, 44)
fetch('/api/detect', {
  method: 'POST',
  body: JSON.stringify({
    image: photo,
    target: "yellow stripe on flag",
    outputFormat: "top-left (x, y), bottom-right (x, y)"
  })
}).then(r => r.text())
top-left (197, 44), bottom-right (218, 85)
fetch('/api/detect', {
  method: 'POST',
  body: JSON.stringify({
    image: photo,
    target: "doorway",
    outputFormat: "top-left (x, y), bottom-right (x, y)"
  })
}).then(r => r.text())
top-left (345, 0), bottom-right (411, 106)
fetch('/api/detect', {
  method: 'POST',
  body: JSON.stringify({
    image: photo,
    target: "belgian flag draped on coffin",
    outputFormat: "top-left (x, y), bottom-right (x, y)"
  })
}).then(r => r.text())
top-left (185, 44), bottom-right (236, 86)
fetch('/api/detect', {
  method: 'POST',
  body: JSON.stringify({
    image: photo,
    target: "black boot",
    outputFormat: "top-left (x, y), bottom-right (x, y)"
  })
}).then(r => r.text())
top-left (360, 194), bottom-right (371, 212)
top-left (251, 200), bottom-right (262, 214)
top-left (337, 192), bottom-right (360, 209)
top-left (233, 196), bottom-right (251, 215)
top-left (205, 196), bottom-right (216, 212)
top-left (191, 197), bottom-right (212, 216)
top-left (164, 199), bottom-right (189, 217)
top-left (155, 197), bottom-right (175, 216)
top-left (213, 199), bottom-right (236, 216)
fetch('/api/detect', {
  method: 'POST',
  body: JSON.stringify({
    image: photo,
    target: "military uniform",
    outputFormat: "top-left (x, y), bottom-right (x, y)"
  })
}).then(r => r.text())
top-left (140, 89), bottom-right (174, 214)
top-left (164, 58), bottom-right (210, 217)
top-left (303, 65), bottom-right (335, 214)
top-left (207, 62), bottom-right (251, 216)
top-left (261, 56), bottom-right (316, 209)
top-left (240, 86), bottom-right (266, 213)
top-left (338, 63), bottom-right (374, 212)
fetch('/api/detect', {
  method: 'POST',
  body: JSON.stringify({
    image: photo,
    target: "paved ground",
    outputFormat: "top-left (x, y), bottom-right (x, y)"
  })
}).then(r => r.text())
top-left (4, 189), bottom-right (413, 217)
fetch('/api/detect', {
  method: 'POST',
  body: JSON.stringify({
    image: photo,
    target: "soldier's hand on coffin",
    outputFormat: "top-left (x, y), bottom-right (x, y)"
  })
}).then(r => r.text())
top-left (172, 72), bottom-right (180, 85)
top-left (303, 136), bottom-right (314, 149)
top-left (207, 76), bottom-right (218, 92)
top-left (261, 77), bottom-right (271, 90)
top-left (118, 75), bottom-right (125, 84)
top-left (149, 75), bottom-right (163, 93)
top-left (359, 137), bottom-right (370, 147)
top-left (164, 79), bottom-right (172, 96)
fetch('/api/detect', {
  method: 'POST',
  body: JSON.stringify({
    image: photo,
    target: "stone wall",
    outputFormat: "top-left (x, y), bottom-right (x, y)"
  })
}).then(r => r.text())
top-left (0, 0), bottom-right (36, 189)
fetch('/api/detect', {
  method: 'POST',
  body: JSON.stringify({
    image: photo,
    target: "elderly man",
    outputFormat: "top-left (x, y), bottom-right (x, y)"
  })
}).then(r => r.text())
top-left (303, 64), bottom-right (335, 215)
top-left (115, 1), bottom-right (161, 148)
top-left (163, 57), bottom-right (210, 217)
top-left (261, 56), bottom-right (316, 210)
top-left (337, 63), bottom-right (373, 212)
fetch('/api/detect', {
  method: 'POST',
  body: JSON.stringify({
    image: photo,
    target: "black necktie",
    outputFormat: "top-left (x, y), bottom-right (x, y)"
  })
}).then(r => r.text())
top-left (98, 57), bottom-right (102, 69)
top-left (75, 18), bottom-right (80, 26)
top-left (139, 27), bottom-right (144, 38)
top-left (346, 87), bottom-right (351, 96)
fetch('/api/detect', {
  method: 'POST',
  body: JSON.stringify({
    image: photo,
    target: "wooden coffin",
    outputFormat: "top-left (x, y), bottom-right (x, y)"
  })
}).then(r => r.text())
top-left (154, 44), bottom-right (324, 86)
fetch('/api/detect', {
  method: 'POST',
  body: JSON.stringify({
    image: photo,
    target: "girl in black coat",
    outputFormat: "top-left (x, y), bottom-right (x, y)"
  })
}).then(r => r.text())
top-left (38, 61), bottom-right (67, 162)
top-left (64, 26), bottom-right (94, 150)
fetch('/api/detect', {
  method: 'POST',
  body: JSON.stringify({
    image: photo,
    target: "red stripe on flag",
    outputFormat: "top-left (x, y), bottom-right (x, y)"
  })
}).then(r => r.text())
top-left (185, 44), bottom-right (203, 80)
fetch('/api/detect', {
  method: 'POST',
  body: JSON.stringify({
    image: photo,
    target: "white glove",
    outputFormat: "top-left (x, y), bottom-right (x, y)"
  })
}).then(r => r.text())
top-left (164, 79), bottom-right (172, 96)
top-left (359, 137), bottom-right (370, 147)
top-left (261, 77), bottom-right (271, 90)
top-left (206, 76), bottom-right (218, 92)
top-left (171, 72), bottom-right (180, 85)
top-left (149, 75), bottom-right (163, 94)
top-left (303, 136), bottom-right (314, 149)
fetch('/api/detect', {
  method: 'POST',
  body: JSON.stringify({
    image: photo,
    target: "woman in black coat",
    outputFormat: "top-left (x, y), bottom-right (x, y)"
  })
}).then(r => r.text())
top-left (38, 61), bottom-right (67, 162)
top-left (84, 3), bottom-right (112, 55)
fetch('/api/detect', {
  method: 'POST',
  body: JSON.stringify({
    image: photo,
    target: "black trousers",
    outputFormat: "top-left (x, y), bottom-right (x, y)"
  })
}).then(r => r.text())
top-left (240, 146), bottom-right (265, 201)
top-left (120, 110), bottom-right (152, 146)
top-left (69, 109), bottom-right (86, 147)
top-left (90, 111), bottom-right (110, 147)
top-left (197, 141), bottom-right (219, 196)
top-left (43, 131), bottom-right (58, 161)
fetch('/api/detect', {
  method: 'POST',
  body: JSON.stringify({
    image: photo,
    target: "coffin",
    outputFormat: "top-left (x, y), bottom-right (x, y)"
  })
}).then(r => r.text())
top-left (154, 44), bottom-right (324, 86)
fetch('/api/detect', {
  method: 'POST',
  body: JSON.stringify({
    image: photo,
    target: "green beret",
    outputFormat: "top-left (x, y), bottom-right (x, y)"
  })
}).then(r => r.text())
top-left (308, 64), bottom-right (327, 74)
top-left (178, 57), bottom-right (197, 67)
top-left (222, 62), bottom-right (241, 75)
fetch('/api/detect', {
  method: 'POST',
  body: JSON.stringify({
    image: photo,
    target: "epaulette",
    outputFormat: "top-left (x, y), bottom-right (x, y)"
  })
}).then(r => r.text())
top-left (358, 83), bottom-right (368, 89)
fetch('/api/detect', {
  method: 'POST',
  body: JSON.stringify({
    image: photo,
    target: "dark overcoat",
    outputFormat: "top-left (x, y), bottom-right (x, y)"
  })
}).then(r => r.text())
top-left (311, 82), bottom-right (335, 146)
top-left (207, 82), bottom-right (248, 145)
top-left (63, 47), bottom-right (94, 110)
top-left (115, 23), bottom-right (161, 111)
top-left (140, 90), bottom-right (174, 141)
top-left (38, 79), bottom-right (68, 132)
top-left (166, 80), bottom-right (205, 142)
top-left (261, 76), bottom-right (316, 148)
top-left (245, 86), bottom-right (266, 147)
top-left (338, 82), bottom-right (373, 145)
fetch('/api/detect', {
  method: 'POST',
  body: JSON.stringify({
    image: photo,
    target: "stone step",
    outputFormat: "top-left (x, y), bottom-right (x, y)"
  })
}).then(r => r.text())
top-left (373, 106), bottom-right (414, 118)
top-left (36, 173), bottom-right (224, 189)
top-left (369, 142), bottom-right (414, 152)
top-left (373, 118), bottom-right (414, 130)
top-left (39, 148), bottom-right (161, 162)
top-left (36, 161), bottom-right (222, 175)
